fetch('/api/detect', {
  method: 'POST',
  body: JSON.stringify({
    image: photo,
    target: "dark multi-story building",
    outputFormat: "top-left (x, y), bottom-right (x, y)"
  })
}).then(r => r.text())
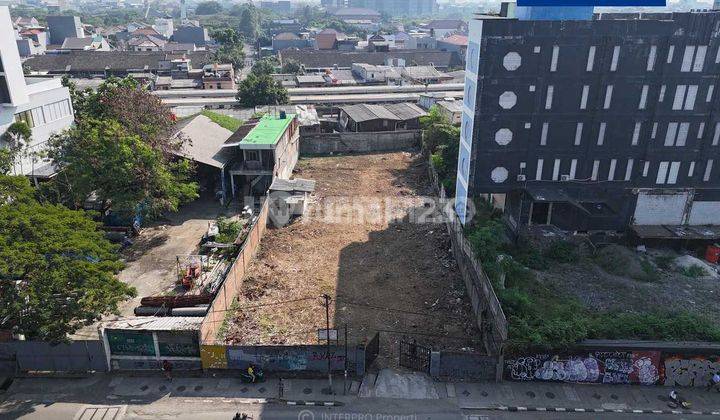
top-left (456, 11), bottom-right (720, 237)
top-left (46, 15), bottom-right (84, 45)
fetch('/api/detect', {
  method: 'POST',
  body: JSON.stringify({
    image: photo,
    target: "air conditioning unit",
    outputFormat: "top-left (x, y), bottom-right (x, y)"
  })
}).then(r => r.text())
top-left (560, 175), bottom-right (571, 181)
top-left (517, 174), bottom-right (527, 181)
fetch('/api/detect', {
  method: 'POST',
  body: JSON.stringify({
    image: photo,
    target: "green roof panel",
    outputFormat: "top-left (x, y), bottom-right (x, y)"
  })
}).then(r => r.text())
top-left (240, 114), bottom-right (295, 149)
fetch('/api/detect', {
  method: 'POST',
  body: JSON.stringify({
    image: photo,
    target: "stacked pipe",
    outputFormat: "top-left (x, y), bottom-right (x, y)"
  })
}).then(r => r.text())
top-left (134, 304), bottom-right (209, 317)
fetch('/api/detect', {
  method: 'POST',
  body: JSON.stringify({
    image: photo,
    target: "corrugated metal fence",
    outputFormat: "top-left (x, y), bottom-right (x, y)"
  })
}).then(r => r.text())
top-left (0, 340), bottom-right (107, 373)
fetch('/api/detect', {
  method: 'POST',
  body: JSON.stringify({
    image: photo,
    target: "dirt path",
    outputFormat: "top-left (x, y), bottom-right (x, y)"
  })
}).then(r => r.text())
top-left (224, 152), bottom-right (479, 365)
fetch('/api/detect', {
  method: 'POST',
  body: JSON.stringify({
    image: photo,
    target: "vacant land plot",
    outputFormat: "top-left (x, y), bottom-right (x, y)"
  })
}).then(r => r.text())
top-left (223, 152), bottom-right (479, 364)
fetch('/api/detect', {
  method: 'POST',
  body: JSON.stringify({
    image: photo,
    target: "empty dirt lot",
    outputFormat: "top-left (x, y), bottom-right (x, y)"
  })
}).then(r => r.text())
top-left (224, 152), bottom-right (479, 364)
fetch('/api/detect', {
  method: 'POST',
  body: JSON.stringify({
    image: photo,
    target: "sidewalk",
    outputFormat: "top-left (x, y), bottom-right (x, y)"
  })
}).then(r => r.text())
top-left (453, 380), bottom-right (720, 415)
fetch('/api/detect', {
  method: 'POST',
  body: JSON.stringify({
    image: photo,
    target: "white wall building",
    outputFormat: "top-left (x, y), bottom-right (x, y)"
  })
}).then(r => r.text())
top-left (0, 6), bottom-right (74, 177)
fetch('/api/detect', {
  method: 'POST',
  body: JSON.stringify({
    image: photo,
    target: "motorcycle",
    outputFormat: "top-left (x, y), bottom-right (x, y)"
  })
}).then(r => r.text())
top-left (239, 367), bottom-right (265, 383)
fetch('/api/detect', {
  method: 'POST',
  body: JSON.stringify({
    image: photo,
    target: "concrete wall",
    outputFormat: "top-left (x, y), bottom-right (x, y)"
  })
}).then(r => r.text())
top-left (200, 199), bottom-right (269, 344)
top-left (300, 130), bottom-right (420, 155)
top-left (431, 351), bottom-right (499, 381)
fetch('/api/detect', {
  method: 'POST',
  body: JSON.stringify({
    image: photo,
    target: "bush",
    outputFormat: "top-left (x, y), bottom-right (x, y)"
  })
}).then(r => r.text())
top-left (654, 254), bottom-right (676, 270)
top-left (638, 259), bottom-right (660, 282)
top-left (511, 242), bottom-right (549, 270)
top-left (216, 217), bottom-right (242, 243)
top-left (681, 264), bottom-right (708, 278)
top-left (544, 240), bottom-right (580, 264)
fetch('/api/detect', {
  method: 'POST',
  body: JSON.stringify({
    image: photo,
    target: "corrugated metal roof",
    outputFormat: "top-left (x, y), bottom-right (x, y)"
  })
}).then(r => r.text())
top-left (384, 102), bottom-right (427, 121)
top-left (340, 104), bottom-right (400, 122)
top-left (270, 177), bottom-right (316, 192)
top-left (102, 316), bottom-right (202, 331)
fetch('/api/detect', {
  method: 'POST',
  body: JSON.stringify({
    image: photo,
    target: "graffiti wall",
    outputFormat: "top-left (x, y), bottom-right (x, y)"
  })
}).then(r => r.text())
top-left (662, 355), bottom-right (720, 387)
top-left (200, 344), bottom-right (365, 375)
top-left (505, 351), bottom-right (720, 387)
top-left (505, 351), bottom-right (661, 385)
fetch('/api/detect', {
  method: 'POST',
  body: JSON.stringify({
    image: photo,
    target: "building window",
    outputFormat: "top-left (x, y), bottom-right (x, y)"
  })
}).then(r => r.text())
top-left (681, 45), bottom-right (695, 72)
top-left (574, 123), bottom-right (583, 146)
top-left (714, 122), bottom-right (720, 145)
top-left (503, 52), bottom-right (522, 71)
top-left (43, 100), bottom-right (71, 123)
top-left (608, 159), bottom-right (617, 180)
top-left (591, 160), bottom-right (600, 181)
top-left (580, 85), bottom-right (589, 110)
top-left (545, 85), bottom-right (554, 110)
top-left (705, 159), bottom-right (714, 181)
top-left (708, 85), bottom-right (715, 102)
top-left (656, 161), bottom-right (669, 184)
top-left (689, 161), bottom-right (696, 177)
top-left (536, 159), bottom-right (544, 180)
top-left (245, 150), bottom-right (260, 161)
top-left (667, 45), bottom-right (675, 63)
top-left (639, 85), bottom-right (649, 110)
top-left (652, 122), bottom-right (658, 139)
top-left (664, 122), bottom-right (689, 146)
top-left (698, 122), bottom-right (705, 139)
top-left (14, 110), bottom-right (34, 128)
top-left (569, 159), bottom-right (577, 179)
top-left (668, 161), bottom-right (681, 184)
top-left (603, 85), bottom-right (613, 109)
top-left (659, 85), bottom-right (666, 102)
top-left (632, 122), bottom-right (641, 146)
top-left (597, 122), bottom-right (606, 146)
top-left (672, 85), bottom-right (698, 110)
top-left (552, 158), bottom-right (561, 181)
top-left (550, 45), bottom-right (559, 72)
top-left (610, 46), bottom-right (620, 71)
top-left (643, 161), bottom-right (650, 177)
top-left (0, 75), bottom-right (10, 104)
top-left (586, 46), bottom-right (596, 71)
top-left (540, 122), bottom-right (548, 145)
top-left (716, 45), bottom-right (720, 64)
top-left (625, 159), bottom-right (634, 181)
top-left (647, 45), bottom-right (657, 71)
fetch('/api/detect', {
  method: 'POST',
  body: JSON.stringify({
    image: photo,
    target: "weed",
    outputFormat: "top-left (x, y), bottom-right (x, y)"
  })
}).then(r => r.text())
top-left (654, 254), bottom-right (676, 270)
top-left (681, 264), bottom-right (708, 278)
top-left (544, 240), bottom-right (580, 264)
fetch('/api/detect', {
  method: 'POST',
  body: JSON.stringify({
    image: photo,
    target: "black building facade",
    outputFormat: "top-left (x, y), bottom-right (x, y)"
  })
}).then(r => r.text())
top-left (458, 12), bottom-right (720, 235)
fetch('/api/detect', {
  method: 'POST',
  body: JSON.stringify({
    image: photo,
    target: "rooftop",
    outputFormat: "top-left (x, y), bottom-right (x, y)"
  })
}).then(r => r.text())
top-left (25, 51), bottom-right (214, 73)
top-left (439, 34), bottom-right (468, 46)
top-left (341, 102), bottom-right (426, 122)
top-left (102, 316), bottom-right (203, 331)
top-left (280, 50), bottom-right (454, 69)
top-left (228, 114), bottom-right (296, 150)
top-left (172, 114), bottom-right (233, 168)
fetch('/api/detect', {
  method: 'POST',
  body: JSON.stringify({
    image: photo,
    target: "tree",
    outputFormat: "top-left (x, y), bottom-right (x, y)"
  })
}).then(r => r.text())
top-left (0, 174), bottom-right (135, 342)
top-left (50, 77), bottom-right (198, 218)
top-left (236, 73), bottom-right (289, 107)
top-left (211, 27), bottom-right (242, 46)
top-left (281, 58), bottom-right (303, 75)
top-left (195, 0), bottom-right (222, 15)
top-left (214, 44), bottom-right (246, 70)
top-left (238, 5), bottom-right (259, 40)
top-left (49, 118), bottom-right (198, 217)
top-left (1, 122), bottom-right (33, 174)
top-left (251, 57), bottom-right (277, 76)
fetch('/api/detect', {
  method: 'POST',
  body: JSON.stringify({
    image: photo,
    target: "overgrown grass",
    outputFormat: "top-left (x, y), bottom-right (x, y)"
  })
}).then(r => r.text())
top-left (681, 264), bottom-right (708, 278)
top-left (201, 110), bottom-right (243, 132)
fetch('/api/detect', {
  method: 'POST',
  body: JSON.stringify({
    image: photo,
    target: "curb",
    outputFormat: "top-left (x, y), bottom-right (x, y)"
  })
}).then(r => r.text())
top-left (285, 400), bottom-right (344, 407)
top-left (467, 406), bottom-right (720, 416)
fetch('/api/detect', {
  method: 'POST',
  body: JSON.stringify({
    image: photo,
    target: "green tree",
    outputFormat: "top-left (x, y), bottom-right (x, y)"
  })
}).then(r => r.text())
top-left (214, 44), bottom-right (246, 70)
top-left (195, 0), bottom-right (223, 15)
top-left (238, 5), bottom-right (259, 40)
top-left (236, 73), bottom-right (289, 107)
top-left (0, 174), bottom-right (135, 342)
top-left (211, 27), bottom-right (242, 45)
top-left (1, 121), bottom-right (33, 174)
top-left (281, 58), bottom-right (303, 74)
top-left (251, 57), bottom-right (277, 76)
top-left (48, 118), bottom-right (198, 217)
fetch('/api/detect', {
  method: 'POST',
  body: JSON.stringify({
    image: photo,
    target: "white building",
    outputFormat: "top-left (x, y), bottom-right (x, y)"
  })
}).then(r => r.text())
top-left (153, 18), bottom-right (174, 39)
top-left (0, 6), bottom-right (74, 177)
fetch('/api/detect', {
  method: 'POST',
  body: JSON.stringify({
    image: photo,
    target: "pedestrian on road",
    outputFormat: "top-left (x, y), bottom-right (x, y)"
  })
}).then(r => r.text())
top-left (162, 360), bottom-right (173, 381)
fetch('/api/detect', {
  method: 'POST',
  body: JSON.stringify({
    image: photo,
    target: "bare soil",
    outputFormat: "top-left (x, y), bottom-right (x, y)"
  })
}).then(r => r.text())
top-left (223, 152), bottom-right (480, 364)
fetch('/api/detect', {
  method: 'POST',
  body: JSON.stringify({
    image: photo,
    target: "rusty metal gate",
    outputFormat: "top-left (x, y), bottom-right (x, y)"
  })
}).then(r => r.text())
top-left (399, 340), bottom-right (431, 373)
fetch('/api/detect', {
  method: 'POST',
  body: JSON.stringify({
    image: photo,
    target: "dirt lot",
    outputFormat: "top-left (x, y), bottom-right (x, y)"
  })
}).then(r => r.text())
top-left (223, 152), bottom-right (479, 363)
top-left (72, 197), bottom-right (229, 339)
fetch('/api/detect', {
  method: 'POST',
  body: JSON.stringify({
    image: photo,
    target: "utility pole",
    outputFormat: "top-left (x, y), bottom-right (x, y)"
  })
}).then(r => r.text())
top-left (322, 293), bottom-right (333, 394)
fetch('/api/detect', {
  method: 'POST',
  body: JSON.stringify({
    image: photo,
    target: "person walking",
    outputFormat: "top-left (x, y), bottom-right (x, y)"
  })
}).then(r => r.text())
top-left (162, 360), bottom-right (173, 381)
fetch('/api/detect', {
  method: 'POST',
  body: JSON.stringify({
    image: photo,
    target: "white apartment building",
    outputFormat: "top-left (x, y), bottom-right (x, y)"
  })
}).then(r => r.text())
top-left (0, 6), bottom-right (74, 177)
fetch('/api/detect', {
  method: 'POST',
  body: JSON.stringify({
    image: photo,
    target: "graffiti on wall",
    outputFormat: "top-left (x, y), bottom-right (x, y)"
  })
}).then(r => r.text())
top-left (662, 355), bottom-right (720, 387)
top-left (505, 351), bottom-right (661, 385)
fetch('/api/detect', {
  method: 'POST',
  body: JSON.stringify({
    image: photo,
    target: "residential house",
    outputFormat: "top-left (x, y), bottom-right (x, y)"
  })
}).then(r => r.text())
top-left (163, 42), bottom-right (197, 52)
top-left (153, 17), bottom-right (174, 39)
top-left (338, 103), bottom-right (426, 132)
top-left (16, 29), bottom-right (47, 56)
top-left (172, 23), bottom-right (209, 47)
top-left (329, 7), bottom-right (381, 22)
top-left (272, 32), bottom-right (314, 51)
top-left (202, 63), bottom-right (235, 90)
top-left (13, 17), bottom-right (40, 29)
top-left (423, 19), bottom-right (467, 39)
top-left (46, 15), bottom-right (84, 45)
top-left (60, 35), bottom-right (111, 51)
top-left (223, 113), bottom-right (300, 197)
top-left (315, 28), bottom-right (346, 50)
top-left (296, 74), bottom-right (326, 87)
top-left (0, 7), bottom-right (74, 178)
top-left (351, 63), bottom-right (401, 84)
top-left (129, 35), bottom-right (167, 51)
top-left (279, 49), bottom-right (454, 70)
top-left (456, 11), bottom-right (720, 236)
top-left (400, 65), bottom-right (451, 84)
top-left (435, 99), bottom-right (462, 125)
top-left (436, 34), bottom-right (468, 61)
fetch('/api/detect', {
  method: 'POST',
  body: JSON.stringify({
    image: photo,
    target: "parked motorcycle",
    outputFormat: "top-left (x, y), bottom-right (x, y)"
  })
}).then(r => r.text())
top-left (239, 367), bottom-right (265, 383)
